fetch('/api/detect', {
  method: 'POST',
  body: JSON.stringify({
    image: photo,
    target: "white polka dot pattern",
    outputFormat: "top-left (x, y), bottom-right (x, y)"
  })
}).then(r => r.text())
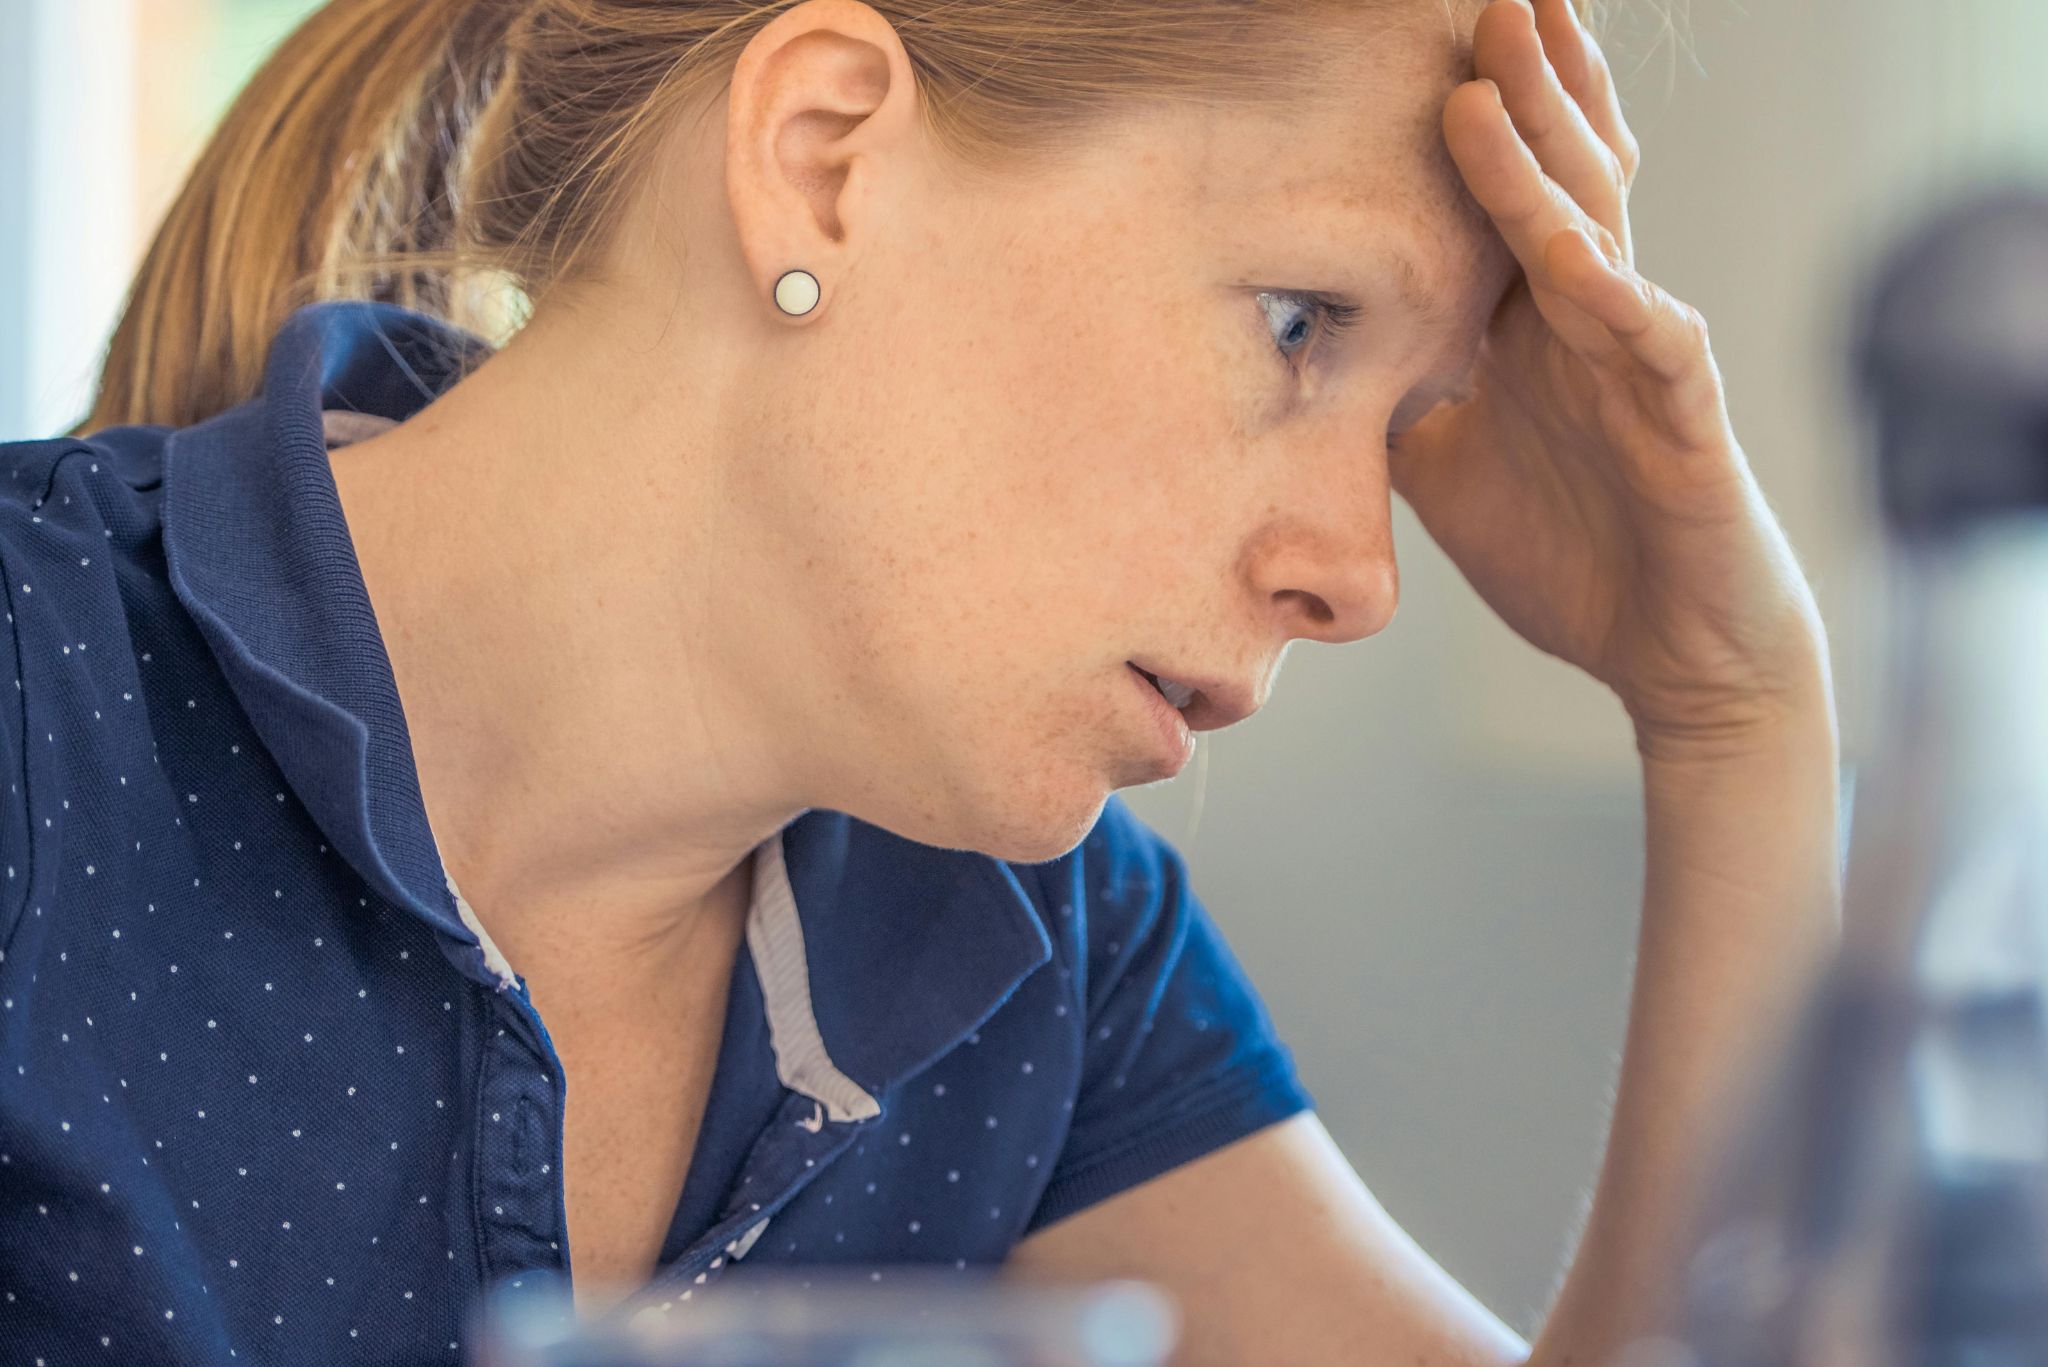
top-left (0, 299), bottom-right (1314, 1362)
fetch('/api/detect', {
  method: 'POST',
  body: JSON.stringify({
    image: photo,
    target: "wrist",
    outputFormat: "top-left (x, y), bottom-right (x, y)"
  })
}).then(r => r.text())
top-left (1626, 652), bottom-right (1838, 771)
top-left (1631, 673), bottom-right (1846, 946)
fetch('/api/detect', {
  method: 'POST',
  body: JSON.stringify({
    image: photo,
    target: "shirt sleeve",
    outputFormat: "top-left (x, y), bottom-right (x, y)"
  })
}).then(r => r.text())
top-left (1022, 794), bottom-right (1316, 1236)
top-left (0, 462), bottom-right (32, 943)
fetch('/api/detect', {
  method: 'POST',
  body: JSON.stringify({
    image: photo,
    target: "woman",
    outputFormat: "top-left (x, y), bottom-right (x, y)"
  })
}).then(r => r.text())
top-left (0, 0), bottom-right (1842, 1361)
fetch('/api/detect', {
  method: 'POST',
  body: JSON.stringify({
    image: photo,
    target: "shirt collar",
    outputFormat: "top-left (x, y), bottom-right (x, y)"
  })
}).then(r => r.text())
top-left (160, 297), bottom-right (1051, 1113)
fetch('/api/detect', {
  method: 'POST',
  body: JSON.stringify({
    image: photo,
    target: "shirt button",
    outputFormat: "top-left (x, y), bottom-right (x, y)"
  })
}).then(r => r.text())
top-left (726, 1217), bottom-right (771, 1261)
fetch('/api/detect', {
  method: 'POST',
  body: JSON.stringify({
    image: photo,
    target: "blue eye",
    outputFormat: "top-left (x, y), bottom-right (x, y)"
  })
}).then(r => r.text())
top-left (1256, 289), bottom-right (1363, 363)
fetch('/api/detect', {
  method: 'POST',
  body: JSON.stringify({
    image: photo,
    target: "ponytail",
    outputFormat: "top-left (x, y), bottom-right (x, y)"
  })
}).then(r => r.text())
top-left (72, 0), bottom-right (521, 436)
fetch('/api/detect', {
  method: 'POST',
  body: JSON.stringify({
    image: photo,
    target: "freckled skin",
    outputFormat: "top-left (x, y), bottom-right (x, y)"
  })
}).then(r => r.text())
top-left (338, 2), bottom-right (1514, 895)
top-left (325, 0), bottom-right (1518, 1299)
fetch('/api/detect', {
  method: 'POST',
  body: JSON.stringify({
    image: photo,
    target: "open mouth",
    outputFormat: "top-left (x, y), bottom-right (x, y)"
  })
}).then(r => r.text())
top-left (1129, 663), bottom-right (1197, 710)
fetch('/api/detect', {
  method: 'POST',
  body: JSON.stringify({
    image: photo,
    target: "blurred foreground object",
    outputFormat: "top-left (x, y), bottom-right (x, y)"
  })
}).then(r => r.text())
top-left (1642, 184), bottom-right (2048, 1366)
top-left (473, 1269), bottom-right (1178, 1367)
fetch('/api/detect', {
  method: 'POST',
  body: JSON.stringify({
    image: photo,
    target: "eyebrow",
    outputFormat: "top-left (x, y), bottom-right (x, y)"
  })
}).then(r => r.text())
top-left (1383, 249), bottom-right (1465, 339)
top-left (1376, 246), bottom-right (1490, 358)
top-left (1379, 250), bottom-right (1485, 401)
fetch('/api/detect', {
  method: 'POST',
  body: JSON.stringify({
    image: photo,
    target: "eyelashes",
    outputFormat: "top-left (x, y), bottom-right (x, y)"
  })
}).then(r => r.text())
top-left (1255, 288), bottom-right (1419, 449)
top-left (1301, 292), bottom-right (1365, 345)
top-left (1257, 289), bottom-right (1365, 364)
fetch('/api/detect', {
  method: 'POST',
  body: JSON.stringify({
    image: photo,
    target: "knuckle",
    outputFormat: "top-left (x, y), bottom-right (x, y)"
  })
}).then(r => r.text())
top-left (1618, 132), bottom-right (1643, 178)
top-left (1507, 189), bottom-right (1552, 231)
top-left (1631, 272), bottom-right (1660, 314)
top-left (1598, 142), bottom-right (1627, 190)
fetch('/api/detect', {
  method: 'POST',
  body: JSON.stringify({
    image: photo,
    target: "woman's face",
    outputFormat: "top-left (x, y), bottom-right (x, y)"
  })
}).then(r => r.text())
top-left (693, 5), bottom-right (1520, 862)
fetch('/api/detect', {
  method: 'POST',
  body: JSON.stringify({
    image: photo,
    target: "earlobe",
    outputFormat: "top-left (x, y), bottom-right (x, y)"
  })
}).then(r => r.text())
top-left (725, 0), bottom-right (915, 322)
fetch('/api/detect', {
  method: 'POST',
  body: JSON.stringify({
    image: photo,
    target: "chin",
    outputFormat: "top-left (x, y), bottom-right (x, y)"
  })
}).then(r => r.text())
top-left (855, 750), bottom-right (1112, 867)
top-left (961, 798), bottom-right (1109, 866)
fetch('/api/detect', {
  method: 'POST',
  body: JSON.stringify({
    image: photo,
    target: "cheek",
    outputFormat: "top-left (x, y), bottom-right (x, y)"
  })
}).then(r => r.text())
top-left (837, 259), bottom-right (1235, 557)
top-left (767, 251), bottom-right (1258, 718)
top-left (995, 291), bottom-right (1254, 520)
top-left (974, 320), bottom-right (1263, 676)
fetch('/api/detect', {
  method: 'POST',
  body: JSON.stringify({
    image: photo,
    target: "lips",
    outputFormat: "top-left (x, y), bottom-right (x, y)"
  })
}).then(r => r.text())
top-left (1131, 665), bottom-right (1197, 710)
top-left (1124, 660), bottom-right (1261, 732)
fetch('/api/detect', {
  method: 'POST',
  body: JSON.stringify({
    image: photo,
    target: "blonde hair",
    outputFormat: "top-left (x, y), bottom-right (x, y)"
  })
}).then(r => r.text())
top-left (72, 0), bottom-right (1611, 437)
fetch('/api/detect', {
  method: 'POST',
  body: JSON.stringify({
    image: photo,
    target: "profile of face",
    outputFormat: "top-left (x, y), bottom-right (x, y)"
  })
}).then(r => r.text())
top-left (585, 0), bottom-right (1521, 866)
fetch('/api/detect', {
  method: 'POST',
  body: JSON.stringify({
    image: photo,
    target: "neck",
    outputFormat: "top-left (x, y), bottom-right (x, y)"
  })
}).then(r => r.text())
top-left (326, 293), bottom-right (807, 955)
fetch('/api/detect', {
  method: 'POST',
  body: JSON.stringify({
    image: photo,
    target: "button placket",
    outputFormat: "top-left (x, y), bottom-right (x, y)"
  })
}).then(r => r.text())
top-left (473, 988), bottom-right (568, 1283)
top-left (636, 1094), bottom-right (881, 1304)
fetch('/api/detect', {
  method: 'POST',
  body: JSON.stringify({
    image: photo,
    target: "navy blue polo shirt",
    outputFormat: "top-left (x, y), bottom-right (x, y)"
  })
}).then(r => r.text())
top-left (0, 298), bottom-right (1315, 1364)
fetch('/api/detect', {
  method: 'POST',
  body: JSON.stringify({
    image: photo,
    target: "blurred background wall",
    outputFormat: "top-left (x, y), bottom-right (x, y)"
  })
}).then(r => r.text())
top-left (4, 0), bottom-right (2046, 1337)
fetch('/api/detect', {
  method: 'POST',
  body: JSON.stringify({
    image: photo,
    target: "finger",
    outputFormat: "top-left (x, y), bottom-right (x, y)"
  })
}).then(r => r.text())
top-left (1541, 228), bottom-right (1636, 371)
top-left (1547, 228), bottom-right (1695, 382)
top-left (1474, 0), bottom-right (1631, 263)
top-left (1443, 77), bottom-right (1620, 331)
top-left (1546, 227), bottom-right (1729, 446)
top-left (1531, 0), bottom-right (1642, 191)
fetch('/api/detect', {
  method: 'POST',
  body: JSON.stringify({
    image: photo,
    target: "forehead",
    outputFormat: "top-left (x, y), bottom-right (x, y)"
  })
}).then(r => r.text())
top-left (1143, 6), bottom-right (1519, 367)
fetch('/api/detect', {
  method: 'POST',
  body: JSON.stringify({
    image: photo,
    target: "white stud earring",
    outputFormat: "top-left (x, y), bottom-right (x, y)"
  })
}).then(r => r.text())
top-left (773, 268), bottom-right (820, 316)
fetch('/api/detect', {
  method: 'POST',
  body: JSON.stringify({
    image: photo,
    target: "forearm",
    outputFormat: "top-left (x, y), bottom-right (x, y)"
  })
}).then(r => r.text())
top-left (1526, 670), bottom-right (1845, 1367)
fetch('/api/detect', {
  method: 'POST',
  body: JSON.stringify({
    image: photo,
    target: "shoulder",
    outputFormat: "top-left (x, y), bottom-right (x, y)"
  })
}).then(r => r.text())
top-left (0, 426), bottom-right (169, 654)
top-left (0, 423), bottom-right (171, 575)
top-left (1012, 793), bottom-right (1203, 1001)
top-left (0, 426), bottom-right (169, 576)
top-left (1, 424), bottom-right (169, 514)
top-left (1023, 792), bottom-right (1189, 932)
top-left (0, 426), bottom-right (170, 940)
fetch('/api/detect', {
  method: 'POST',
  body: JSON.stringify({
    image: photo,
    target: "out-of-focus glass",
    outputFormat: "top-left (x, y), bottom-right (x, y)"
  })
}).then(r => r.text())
top-left (472, 1270), bottom-right (1179, 1367)
top-left (1627, 184), bottom-right (2048, 1367)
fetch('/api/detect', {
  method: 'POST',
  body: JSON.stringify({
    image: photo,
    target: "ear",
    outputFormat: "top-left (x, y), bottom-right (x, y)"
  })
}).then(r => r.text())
top-left (725, 0), bottom-right (921, 322)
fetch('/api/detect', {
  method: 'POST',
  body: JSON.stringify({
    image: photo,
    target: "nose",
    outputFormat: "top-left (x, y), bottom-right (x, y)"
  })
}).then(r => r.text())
top-left (1245, 453), bottom-right (1401, 647)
